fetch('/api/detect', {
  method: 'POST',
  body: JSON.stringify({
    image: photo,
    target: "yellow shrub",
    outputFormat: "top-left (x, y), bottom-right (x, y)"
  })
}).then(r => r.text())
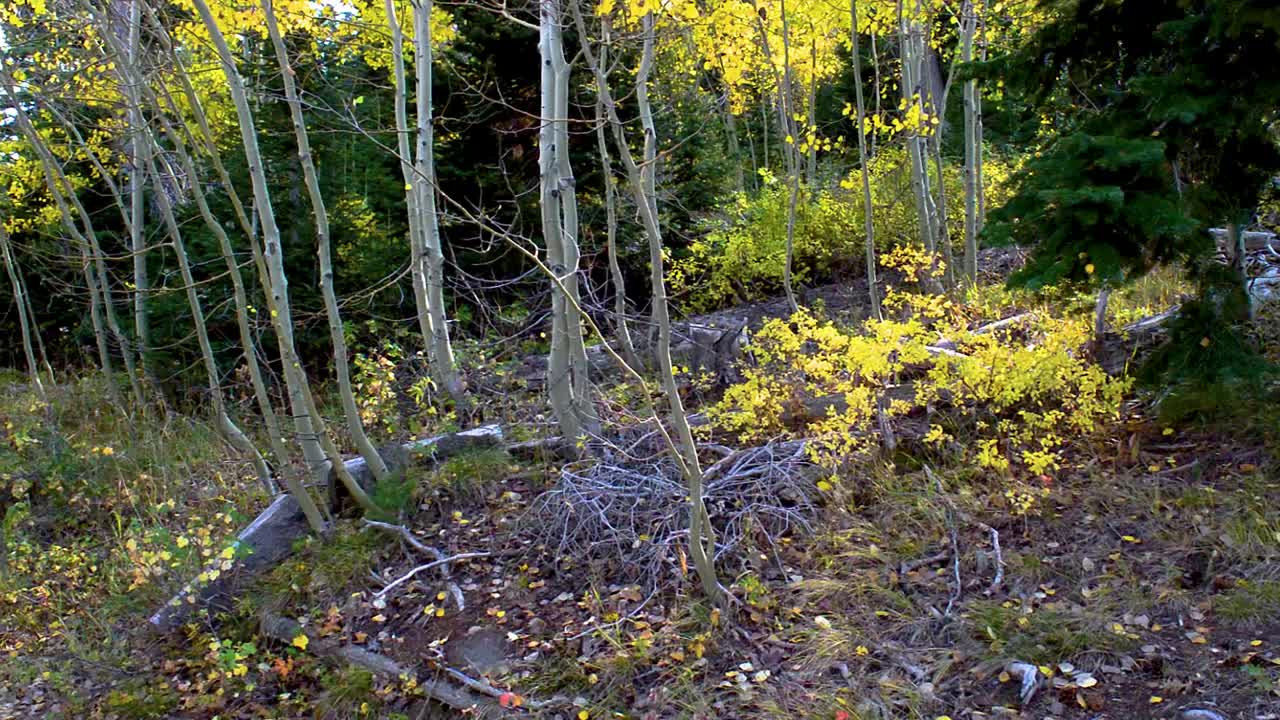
top-left (711, 276), bottom-right (1130, 478)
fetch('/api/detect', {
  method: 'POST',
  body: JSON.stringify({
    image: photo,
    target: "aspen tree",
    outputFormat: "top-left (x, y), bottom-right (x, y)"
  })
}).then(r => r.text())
top-left (124, 0), bottom-right (152, 385)
top-left (1, 71), bottom-right (131, 414)
top-left (190, 0), bottom-right (376, 512)
top-left (409, 0), bottom-right (469, 410)
top-left (573, 0), bottom-right (722, 605)
top-left (131, 3), bottom-right (302, 496)
top-left (260, 0), bottom-right (390, 482)
top-left (540, 0), bottom-right (598, 442)
top-left (755, 0), bottom-right (802, 313)
top-left (0, 220), bottom-right (44, 399)
top-left (960, 0), bottom-right (980, 281)
top-left (593, 26), bottom-right (642, 371)
top-left (849, 0), bottom-right (881, 319)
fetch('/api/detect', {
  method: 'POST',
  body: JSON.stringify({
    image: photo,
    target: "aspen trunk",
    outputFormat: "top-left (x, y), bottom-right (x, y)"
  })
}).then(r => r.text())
top-left (145, 148), bottom-right (288, 505)
top-left (573, 2), bottom-right (722, 605)
top-left (126, 0), bottom-right (152, 386)
top-left (806, 38), bottom-right (818, 186)
top-left (261, 0), bottom-right (390, 483)
top-left (960, 0), bottom-right (979, 282)
top-left (539, 0), bottom-right (597, 441)
top-left (593, 31), bottom-right (642, 371)
top-left (900, 0), bottom-right (940, 270)
top-left (539, 0), bottom-right (580, 442)
top-left (411, 0), bottom-right (469, 409)
top-left (755, 0), bottom-right (801, 313)
top-left (1, 73), bottom-right (129, 414)
top-left (192, 0), bottom-right (375, 513)
top-left (0, 222), bottom-right (44, 398)
top-left (850, 0), bottom-right (882, 320)
top-left (133, 6), bottom-right (299, 495)
top-left (97, 1), bottom-right (325, 517)
top-left (931, 135), bottom-right (955, 289)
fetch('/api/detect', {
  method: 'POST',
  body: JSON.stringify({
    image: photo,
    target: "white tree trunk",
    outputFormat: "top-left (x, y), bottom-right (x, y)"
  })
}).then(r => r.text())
top-left (411, 0), bottom-right (469, 409)
top-left (850, 0), bottom-right (882, 319)
top-left (0, 221), bottom-right (44, 399)
top-left (261, 0), bottom-right (390, 483)
top-left (192, 0), bottom-right (375, 512)
top-left (573, 3), bottom-right (722, 604)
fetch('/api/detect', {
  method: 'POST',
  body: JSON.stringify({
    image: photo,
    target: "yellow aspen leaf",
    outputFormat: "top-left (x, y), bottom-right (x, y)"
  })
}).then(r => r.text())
top-left (291, 634), bottom-right (309, 650)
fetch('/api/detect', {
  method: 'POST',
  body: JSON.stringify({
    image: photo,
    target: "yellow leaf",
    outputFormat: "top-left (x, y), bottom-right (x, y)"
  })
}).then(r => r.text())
top-left (291, 634), bottom-right (309, 650)
top-left (578, 711), bottom-right (589, 720)
top-left (1149, 695), bottom-right (1163, 704)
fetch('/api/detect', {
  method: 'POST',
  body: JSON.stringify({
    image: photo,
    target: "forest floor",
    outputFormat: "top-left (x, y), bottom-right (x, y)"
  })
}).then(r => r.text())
top-left (2, 269), bottom-right (1279, 720)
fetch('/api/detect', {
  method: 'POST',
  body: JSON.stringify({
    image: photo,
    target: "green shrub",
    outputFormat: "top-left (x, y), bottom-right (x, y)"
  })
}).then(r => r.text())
top-left (670, 148), bottom-right (1015, 312)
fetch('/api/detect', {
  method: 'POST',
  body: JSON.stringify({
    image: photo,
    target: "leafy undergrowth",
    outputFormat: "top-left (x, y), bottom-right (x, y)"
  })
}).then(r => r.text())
top-left (1, 265), bottom-right (1278, 719)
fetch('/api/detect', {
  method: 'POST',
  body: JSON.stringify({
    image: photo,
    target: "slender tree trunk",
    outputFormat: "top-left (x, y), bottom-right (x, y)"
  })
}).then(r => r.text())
top-left (850, 0), bottom-right (882, 320)
top-left (755, 0), bottom-right (801, 312)
top-left (261, 0), bottom-right (390, 482)
top-left (594, 29), bottom-right (642, 371)
top-left (0, 222), bottom-right (44, 399)
top-left (192, 0), bottom-right (375, 513)
top-left (411, 0), bottom-right (469, 409)
top-left (761, 93), bottom-right (770, 171)
top-left (125, 0), bottom-right (152, 389)
top-left (539, 0), bottom-right (579, 442)
top-left (1, 72), bottom-right (129, 414)
top-left (145, 146), bottom-right (289, 504)
top-left (539, 0), bottom-right (597, 441)
top-left (547, 5), bottom-right (597, 437)
top-left (900, 0), bottom-right (938, 262)
top-left (960, 0), bottom-right (979, 282)
top-left (99, 0), bottom-right (324, 515)
top-left (724, 102), bottom-right (745, 193)
top-left (134, 7), bottom-right (304, 499)
top-left (573, 2), bottom-right (721, 605)
top-left (871, 30), bottom-right (880, 157)
top-left (931, 135), bottom-right (955, 289)
top-left (806, 37), bottom-right (818, 186)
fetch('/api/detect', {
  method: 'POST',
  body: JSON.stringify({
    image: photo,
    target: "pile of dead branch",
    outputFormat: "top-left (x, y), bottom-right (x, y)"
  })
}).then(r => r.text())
top-left (527, 441), bottom-right (816, 589)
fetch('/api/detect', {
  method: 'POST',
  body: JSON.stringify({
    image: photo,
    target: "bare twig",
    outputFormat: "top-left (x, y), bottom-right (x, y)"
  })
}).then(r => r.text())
top-left (375, 552), bottom-right (490, 599)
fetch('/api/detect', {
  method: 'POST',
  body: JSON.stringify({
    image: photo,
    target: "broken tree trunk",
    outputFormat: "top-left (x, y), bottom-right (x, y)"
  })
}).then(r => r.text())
top-left (149, 425), bottom-right (504, 632)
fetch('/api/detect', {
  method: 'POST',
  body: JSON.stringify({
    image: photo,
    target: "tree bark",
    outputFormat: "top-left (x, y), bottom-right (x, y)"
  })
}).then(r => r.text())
top-left (850, 0), bottom-right (882, 320)
top-left (192, 0), bottom-right (375, 513)
top-left (261, 0), bottom-right (390, 483)
top-left (0, 221), bottom-right (44, 399)
top-left (593, 30), bottom-right (642, 371)
top-left (573, 2), bottom-right (722, 605)
top-left (411, 0), bottom-right (469, 409)
top-left (960, 0), bottom-right (980, 282)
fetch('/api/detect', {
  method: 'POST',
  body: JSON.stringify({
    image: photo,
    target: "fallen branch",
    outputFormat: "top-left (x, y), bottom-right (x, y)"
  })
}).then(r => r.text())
top-left (375, 552), bottom-right (490, 599)
top-left (973, 312), bottom-right (1036, 335)
top-left (363, 520), bottom-right (469, 610)
top-left (258, 611), bottom-right (489, 713)
top-left (898, 550), bottom-right (950, 577)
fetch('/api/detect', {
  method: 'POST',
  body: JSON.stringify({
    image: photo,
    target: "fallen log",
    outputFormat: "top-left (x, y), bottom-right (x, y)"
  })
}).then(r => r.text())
top-left (149, 425), bottom-right (504, 633)
top-left (258, 612), bottom-right (494, 715)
